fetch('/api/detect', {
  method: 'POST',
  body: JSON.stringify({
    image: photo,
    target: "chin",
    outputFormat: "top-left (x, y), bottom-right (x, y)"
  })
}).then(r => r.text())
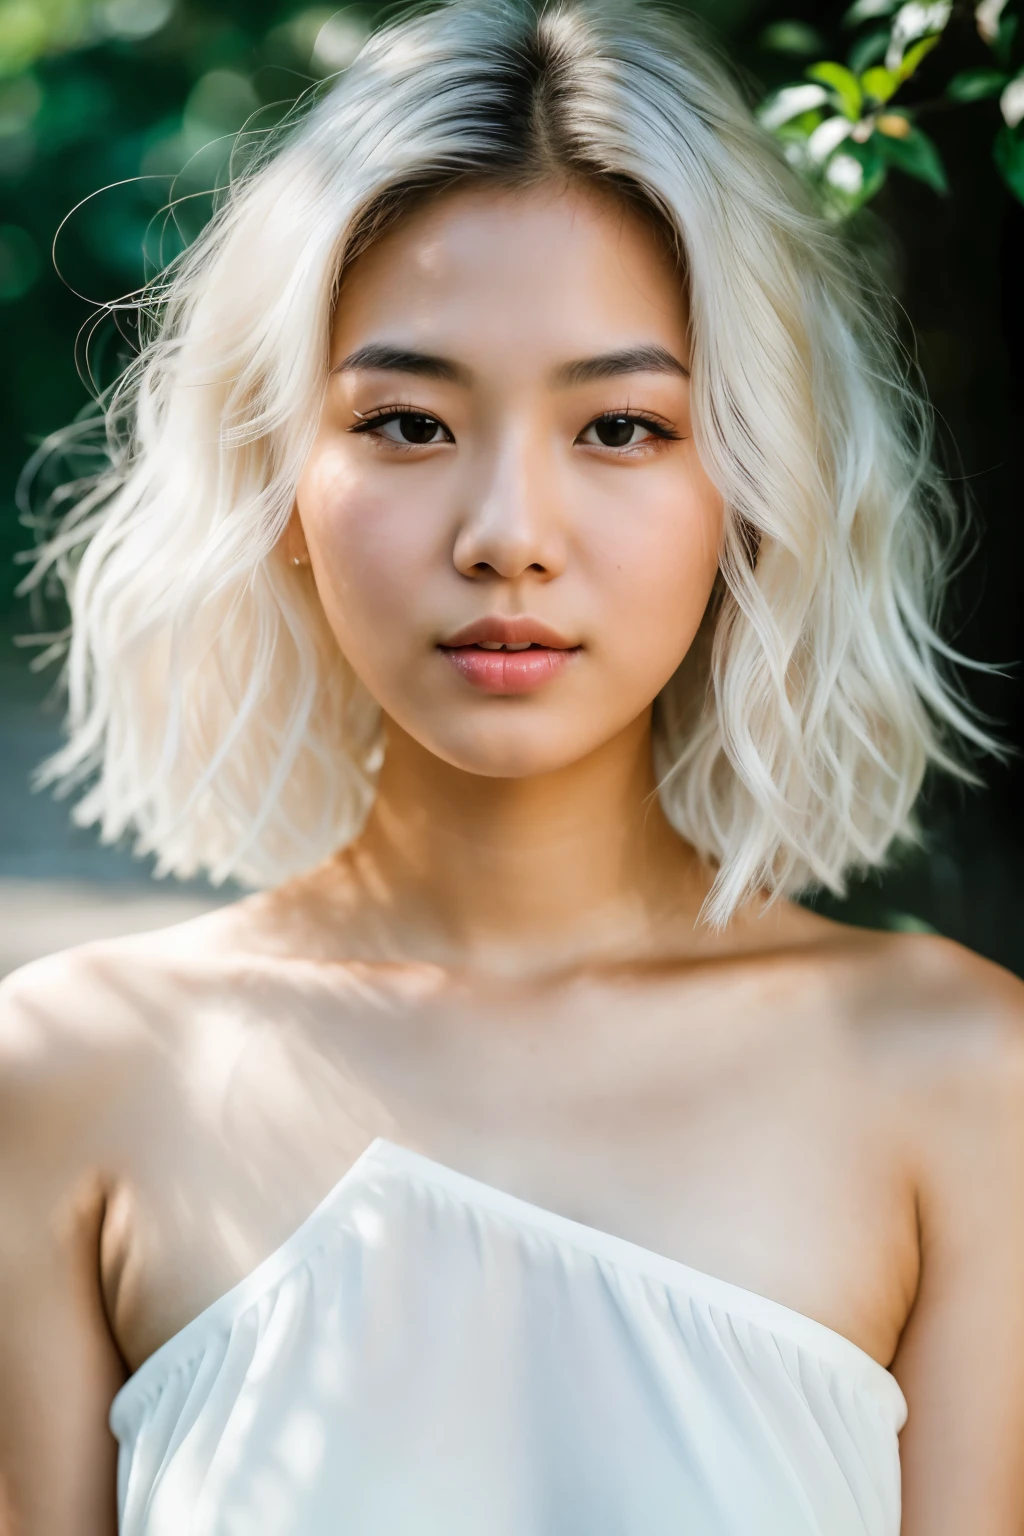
top-left (420, 718), bottom-right (604, 780)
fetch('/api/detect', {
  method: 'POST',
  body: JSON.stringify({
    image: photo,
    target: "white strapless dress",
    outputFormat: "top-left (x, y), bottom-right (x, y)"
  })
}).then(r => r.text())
top-left (110, 1138), bottom-right (907, 1535)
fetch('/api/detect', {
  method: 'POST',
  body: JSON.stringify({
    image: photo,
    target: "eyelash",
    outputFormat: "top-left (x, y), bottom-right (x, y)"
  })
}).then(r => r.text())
top-left (348, 405), bottom-right (682, 447)
top-left (349, 404), bottom-right (453, 440)
top-left (585, 409), bottom-right (682, 445)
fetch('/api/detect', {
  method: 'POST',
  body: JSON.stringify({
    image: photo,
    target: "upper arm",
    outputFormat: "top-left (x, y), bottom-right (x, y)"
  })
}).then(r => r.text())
top-left (891, 947), bottom-right (1024, 1536)
top-left (0, 959), bottom-right (127, 1536)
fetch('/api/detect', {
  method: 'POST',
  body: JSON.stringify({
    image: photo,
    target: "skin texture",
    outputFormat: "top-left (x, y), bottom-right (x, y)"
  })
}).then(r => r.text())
top-left (1, 180), bottom-right (1024, 1534)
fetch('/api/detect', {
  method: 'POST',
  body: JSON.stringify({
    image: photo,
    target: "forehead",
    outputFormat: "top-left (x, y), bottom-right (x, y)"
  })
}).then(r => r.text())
top-left (331, 179), bottom-right (689, 368)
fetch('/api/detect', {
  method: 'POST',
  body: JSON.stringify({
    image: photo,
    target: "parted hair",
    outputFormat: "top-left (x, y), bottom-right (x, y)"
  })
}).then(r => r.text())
top-left (25, 0), bottom-right (992, 923)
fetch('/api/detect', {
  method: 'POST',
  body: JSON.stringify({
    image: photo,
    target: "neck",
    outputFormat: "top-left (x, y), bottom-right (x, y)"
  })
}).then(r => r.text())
top-left (339, 711), bottom-right (713, 975)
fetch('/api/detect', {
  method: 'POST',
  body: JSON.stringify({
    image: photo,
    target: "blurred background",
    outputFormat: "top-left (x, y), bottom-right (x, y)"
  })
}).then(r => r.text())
top-left (0, 0), bottom-right (1021, 978)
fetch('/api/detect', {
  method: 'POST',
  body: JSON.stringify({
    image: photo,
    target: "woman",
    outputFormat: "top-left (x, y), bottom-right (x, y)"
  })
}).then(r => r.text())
top-left (1, 1), bottom-right (1022, 1531)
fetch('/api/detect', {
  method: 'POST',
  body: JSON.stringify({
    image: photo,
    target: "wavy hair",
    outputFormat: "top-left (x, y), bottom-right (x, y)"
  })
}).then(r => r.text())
top-left (22, 0), bottom-right (993, 923)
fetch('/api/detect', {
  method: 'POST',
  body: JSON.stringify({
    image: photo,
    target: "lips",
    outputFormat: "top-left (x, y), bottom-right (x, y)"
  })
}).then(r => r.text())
top-left (438, 617), bottom-right (581, 695)
top-left (441, 616), bottom-right (577, 650)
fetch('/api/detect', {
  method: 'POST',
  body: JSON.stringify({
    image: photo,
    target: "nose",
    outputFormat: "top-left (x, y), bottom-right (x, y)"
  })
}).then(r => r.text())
top-left (451, 429), bottom-right (567, 583)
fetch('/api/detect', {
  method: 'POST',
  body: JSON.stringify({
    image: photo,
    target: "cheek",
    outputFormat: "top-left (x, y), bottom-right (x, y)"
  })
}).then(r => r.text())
top-left (582, 458), bottom-right (722, 672)
top-left (296, 448), bottom-right (444, 653)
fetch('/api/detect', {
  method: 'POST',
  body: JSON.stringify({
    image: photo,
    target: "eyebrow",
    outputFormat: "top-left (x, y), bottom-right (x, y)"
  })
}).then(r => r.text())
top-left (555, 346), bottom-right (690, 385)
top-left (332, 344), bottom-right (469, 382)
top-left (331, 341), bottom-right (690, 386)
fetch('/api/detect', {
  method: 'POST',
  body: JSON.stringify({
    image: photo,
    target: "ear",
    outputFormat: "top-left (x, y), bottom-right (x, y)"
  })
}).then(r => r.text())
top-left (282, 506), bottom-right (311, 567)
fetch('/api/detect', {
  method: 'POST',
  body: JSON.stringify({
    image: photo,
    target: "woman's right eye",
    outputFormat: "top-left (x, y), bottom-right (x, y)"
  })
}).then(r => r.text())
top-left (353, 411), bottom-right (453, 446)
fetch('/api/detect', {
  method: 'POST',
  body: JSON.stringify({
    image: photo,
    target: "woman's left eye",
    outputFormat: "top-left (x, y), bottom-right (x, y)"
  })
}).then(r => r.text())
top-left (576, 414), bottom-right (674, 450)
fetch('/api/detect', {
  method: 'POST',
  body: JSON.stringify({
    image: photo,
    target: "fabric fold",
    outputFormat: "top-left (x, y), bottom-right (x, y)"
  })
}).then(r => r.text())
top-left (111, 1138), bottom-right (906, 1536)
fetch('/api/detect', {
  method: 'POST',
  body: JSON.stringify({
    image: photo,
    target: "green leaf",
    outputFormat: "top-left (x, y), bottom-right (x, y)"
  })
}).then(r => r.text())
top-left (861, 65), bottom-right (898, 103)
top-left (847, 28), bottom-right (890, 72)
top-left (946, 69), bottom-right (1010, 102)
top-left (874, 124), bottom-right (949, 192)
top-left (820, 139), bottom-right (888, 219)
top-left (806, 60), bottom-right (864, 120)
top-left (897, 34), bottom-right (941, 83)
top-left (993, 13), bottom-right (1019, 68)
top-left (774, 108), bottom-right (826, 141)
top-left (844, 0), bottom-right (899, 23)
top-left (843, 135), bottom-right (888, 197)
top-left (758, 21), bottom-right (827, 57)
top-left (994, 122), bottom-right (1024, 203)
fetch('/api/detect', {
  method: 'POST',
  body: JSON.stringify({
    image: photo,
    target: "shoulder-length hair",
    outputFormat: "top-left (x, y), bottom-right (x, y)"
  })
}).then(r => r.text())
top-left (24, 0), bottom-right (992, 924)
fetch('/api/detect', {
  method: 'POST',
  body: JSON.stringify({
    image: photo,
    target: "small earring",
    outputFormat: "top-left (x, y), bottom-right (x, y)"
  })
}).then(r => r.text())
top-left (292, 555), bottom-right (303, 567)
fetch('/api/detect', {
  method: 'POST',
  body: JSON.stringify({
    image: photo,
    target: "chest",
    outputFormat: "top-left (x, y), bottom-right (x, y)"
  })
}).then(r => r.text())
top-left (109, 1130), bottom-right (908, 1536)
top-left (103, 969), bottom-right (919, 1375)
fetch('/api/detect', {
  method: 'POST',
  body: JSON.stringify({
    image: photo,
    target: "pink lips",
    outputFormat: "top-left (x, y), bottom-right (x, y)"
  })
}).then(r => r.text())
top-left (439, 617), bottom-right (581, 696)
top-left (444, 646), bottom-right (577, 693)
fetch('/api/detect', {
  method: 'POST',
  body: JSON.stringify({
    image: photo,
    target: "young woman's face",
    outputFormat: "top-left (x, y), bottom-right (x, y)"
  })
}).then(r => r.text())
top-left (294, 179), bottom-right (723, 778)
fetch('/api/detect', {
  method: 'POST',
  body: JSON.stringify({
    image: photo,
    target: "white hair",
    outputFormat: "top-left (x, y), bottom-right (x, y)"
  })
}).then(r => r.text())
top-left (22, 0), bottom-right (993, 923)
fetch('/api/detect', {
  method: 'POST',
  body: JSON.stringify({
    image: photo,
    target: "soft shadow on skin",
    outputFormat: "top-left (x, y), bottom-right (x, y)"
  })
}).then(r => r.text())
top-left (27, 944), bottom-right (403, 1372)
top-left (13, 899), bottom-right (929, 1406)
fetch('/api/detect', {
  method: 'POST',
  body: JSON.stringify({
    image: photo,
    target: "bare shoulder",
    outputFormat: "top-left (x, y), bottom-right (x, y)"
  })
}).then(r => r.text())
top-left (740, 904), bottom-right (1024, 1116)
top-left (0, 920), bottom-right (267, 1532)
top-left (843, 928), bottom-right (1024, 1052)
top-left (0, 870), bottom-right (360, 1082)
top-left (764, 898), bottom-right (1022, 1037)
top-left (830, 928), bottom-right (1024, 1142)
top-left (0, 895), bottom-right (271, 1162)
top-left (0, 943), bottom-right (145, 1116)
top-left (730, 896), bottom-right (1023, 1046)
top-left (0, 893), bottom-right (250, 1039)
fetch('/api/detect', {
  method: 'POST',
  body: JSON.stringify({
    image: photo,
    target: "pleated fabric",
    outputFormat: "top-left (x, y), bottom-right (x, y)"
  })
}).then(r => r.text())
top-left (110, 1139), bottom-right (907, 1536)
